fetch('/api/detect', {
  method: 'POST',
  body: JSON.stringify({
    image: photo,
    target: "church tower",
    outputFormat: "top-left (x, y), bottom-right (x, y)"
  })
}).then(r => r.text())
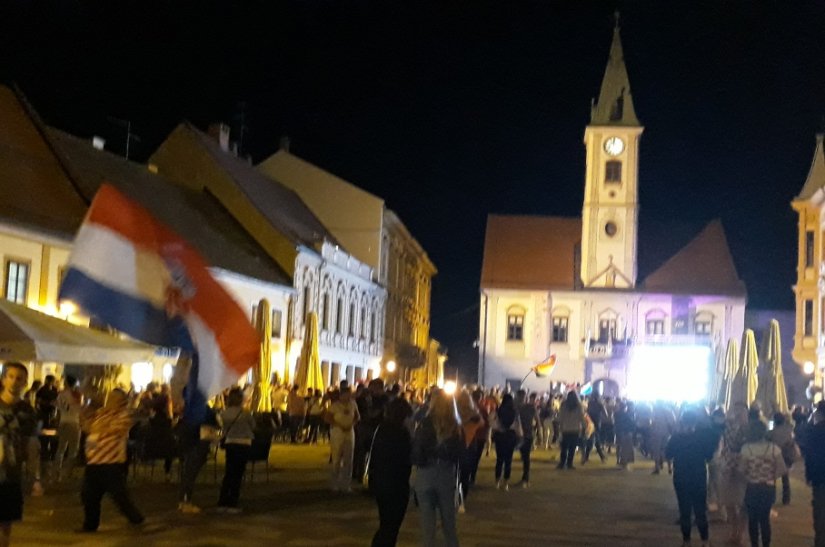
top-left (580, 17), bottom-right (643, 289)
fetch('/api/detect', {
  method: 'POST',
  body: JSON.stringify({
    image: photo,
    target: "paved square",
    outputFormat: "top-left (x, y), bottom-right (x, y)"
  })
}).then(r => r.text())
top-left (11, 444), bottom-right (816, 546)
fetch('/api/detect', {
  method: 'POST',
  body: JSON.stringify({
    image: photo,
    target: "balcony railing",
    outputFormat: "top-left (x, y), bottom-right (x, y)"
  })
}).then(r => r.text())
top-left (583, 333), bottom-right (713, 359)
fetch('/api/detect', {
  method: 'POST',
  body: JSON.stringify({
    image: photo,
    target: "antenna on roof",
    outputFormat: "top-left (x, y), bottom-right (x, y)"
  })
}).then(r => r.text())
top-left (107, 116), bottom-right (141, 160)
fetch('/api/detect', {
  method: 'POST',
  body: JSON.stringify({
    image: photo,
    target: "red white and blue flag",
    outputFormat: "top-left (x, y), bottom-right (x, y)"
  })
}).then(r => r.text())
top-left (59, 184), bottom-right (259, 413)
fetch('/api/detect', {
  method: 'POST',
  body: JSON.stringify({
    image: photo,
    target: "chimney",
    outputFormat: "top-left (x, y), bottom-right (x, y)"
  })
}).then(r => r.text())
top-left (207, 123), bottom-right (231, 152)
top-left (279, 135), bottom-right (291, 153)
top-left (92, 136), bottom-right (106, 150)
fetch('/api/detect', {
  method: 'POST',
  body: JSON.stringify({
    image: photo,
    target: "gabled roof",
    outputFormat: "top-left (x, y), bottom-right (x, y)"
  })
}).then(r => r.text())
top-left (481, 215), bottom-right (581, 290)
top-left (159, 124), bottom-right (338, 250)
top-left (591, 24), bottom-right (640, 127)
top-left (0, 85), bottom-right (88, 237)
top-left (796, 134), bottom-right (825, 201)
top-left (480, 214), bottom-right (746, 298)
top-left (641, 219), bottom-right (746, 296)
top-left (45, 128), bottom-right (291, 287)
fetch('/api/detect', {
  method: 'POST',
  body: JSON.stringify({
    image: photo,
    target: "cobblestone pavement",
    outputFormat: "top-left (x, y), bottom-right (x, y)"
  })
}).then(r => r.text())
top-left (11, 444), bottom-right (817, 546)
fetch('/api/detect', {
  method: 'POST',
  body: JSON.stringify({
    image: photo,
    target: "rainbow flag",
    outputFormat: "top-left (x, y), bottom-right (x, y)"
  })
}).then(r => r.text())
top-left (59, 184), bottom-right (259, 404)
top-left (533, 354), bottom-right (557, 377)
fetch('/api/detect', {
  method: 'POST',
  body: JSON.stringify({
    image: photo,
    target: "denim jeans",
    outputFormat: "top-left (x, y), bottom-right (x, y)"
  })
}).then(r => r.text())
top-left (745, 482), bottom-right (775, 547)
top-left (414, 462), bottom-right (459, 547)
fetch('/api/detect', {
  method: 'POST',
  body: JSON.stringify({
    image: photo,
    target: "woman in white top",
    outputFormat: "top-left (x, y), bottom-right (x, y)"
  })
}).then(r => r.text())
top-left (739, 420), bottom-right (786, 547)
top-left (217, 387), bottom-right (256, 513)
top-left (325, 387), bottom-right (360, 492)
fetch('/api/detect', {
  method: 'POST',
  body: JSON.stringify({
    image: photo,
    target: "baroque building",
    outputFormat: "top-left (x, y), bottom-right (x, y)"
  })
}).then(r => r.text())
top-left (258, 150), bottom-right (439, 386)
top-left (150, 124), bottom-right (386, 386)
top-left (478, 25), bottom-right (747, 394)
top-left (792, 133), bottom-right (825, 395)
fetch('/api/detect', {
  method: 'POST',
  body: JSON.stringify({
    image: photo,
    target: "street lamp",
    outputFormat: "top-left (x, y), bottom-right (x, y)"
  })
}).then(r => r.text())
top-left (386, 360), bottom-right (397, 373)
top-left (804, 361), bottom-right (815, 375)
top-left (443, 380), bottom-right (457, 395)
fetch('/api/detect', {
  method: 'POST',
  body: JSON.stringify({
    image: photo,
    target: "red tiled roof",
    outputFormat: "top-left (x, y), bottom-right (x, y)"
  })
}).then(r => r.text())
top-left (641, 219), bottom-right (746, 296)
top-left (481, 215), bottom-right (581, 290)
top-left (0, 86), bottom-right (87, 236)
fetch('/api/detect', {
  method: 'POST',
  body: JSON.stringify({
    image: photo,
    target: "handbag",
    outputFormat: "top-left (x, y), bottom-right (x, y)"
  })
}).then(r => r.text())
top-left (219, 412), bottom-right (243, 449)
top-left (362, 425), bottom-right (380, 488)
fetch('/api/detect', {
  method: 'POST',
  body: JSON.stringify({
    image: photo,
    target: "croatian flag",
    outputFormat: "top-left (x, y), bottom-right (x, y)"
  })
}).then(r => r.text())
top-left (59, 184), bottom-right (260, 407)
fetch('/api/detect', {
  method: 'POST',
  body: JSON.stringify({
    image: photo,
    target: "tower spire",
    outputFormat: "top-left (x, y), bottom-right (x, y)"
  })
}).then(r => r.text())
top-left (591, 16), bottom-right (639, 126)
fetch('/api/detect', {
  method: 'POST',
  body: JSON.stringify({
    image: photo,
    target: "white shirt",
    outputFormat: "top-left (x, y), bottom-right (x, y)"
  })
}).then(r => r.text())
top-left (329, 400), bottom-right (359, 431)
top-left (56, 389), bottom-right (82, 424)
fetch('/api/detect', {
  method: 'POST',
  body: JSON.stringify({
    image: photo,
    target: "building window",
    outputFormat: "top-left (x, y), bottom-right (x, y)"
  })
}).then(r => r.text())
top-left (370, 312), bottom-right (376, 343)
top-left (322, 294), bottom-right (330, 330)
top-left (695, 320), bottom-right (712, 335)
top-left (5, 260), bottom-right (28, 304)
top-left (302, 286), bottom-right (310, 324)
top-left (598, 319), bottom-right (616, 342)
top-left (807, 230), bottom-right (815, 268)
top-left (336, 298), bottom-right (344, 334)
top-left (646, 319), bottom-right (664, 335)
top-left (360, 307), bottom-right (366, 339)
top-left (271, 309), bottom-right (282, 338)
top-left (805, 299), bottom-right (814, 337)
top-left (605, 160), bottom-right (622, 183)
top-left (551, 316), bottom-right (568, 343)
top-left (349, 303), bottom-right (356, 336)
top-left (507, 314), bottom-right (524, 341)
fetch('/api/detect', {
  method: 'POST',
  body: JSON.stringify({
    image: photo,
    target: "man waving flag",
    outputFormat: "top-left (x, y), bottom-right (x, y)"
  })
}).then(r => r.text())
top-left (58, 184), bottom-right (259, 411)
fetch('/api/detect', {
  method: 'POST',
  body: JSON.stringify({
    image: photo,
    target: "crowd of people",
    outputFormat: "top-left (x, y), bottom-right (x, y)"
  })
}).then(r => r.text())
top-left (1, 363), bottom-right (825, 547)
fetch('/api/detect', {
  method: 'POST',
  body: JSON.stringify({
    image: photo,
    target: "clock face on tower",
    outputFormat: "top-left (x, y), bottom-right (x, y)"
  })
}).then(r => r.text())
top-left (604, 137), bottom-right (625, 156)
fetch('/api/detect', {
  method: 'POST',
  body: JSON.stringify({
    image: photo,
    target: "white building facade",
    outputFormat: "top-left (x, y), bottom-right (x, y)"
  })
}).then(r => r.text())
top-left (479, 25), bottom-right (747, 396)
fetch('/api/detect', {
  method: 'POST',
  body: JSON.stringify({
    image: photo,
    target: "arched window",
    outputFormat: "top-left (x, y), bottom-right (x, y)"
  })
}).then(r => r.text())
top-left (336, 297), bottom-right (344, 334)
top-left (506, 305), bottom-right (526, 342)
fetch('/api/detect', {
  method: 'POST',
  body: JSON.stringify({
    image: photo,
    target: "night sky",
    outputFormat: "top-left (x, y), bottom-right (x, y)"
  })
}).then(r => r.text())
top-left (2, 2), bottom-right (824, 376)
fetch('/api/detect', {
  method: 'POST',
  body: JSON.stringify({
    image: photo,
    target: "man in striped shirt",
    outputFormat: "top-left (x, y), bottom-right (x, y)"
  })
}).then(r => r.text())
top-left (79, 388), bottom-right (144, 532)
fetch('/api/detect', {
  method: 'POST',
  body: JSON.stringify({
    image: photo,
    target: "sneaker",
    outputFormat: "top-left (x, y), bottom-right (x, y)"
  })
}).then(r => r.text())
top-left (652, 469), bottom-right (660, 475)
top-left (31, 480), bottom-right (44, 497)
top-left (567, 465), bottom-right (576, 470)
top-left (521, 481), bottom-right (530, 489)
top-left (458, 503), bottom-right (466, 514)
top-left (556, 463), bottom-right (565, 470)
top-left (496, 479), bottom-right (504, 489)
top-left (503, 482), bottom-right (509, 492)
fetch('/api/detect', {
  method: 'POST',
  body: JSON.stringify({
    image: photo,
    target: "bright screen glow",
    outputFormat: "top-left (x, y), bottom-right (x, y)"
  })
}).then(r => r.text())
top-left (626, 345), bottom-right (711, 402)
top-left (131, 362), bottom-right (153, 392)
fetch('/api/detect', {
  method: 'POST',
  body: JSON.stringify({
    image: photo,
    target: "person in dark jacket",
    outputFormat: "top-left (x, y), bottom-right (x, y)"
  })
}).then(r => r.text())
top-left (805, 407), bottom-right (825, 547)
top-left (666, 410), bottom-right (715, 547)
top-left (369, 398), bottom-right (413, 547)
